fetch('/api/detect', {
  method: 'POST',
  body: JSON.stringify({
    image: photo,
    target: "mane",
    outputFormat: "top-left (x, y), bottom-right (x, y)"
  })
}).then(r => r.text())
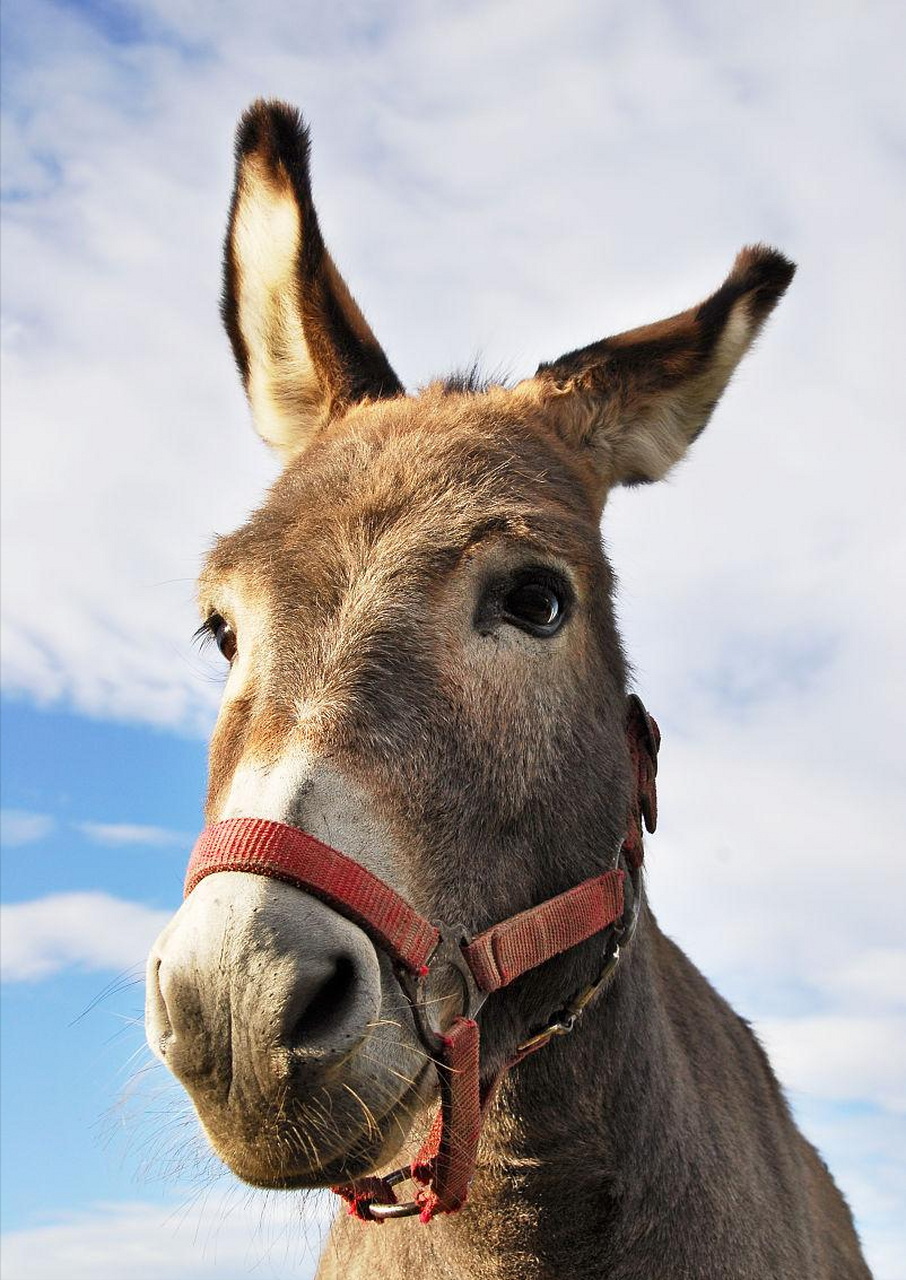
top-left (440, 363), bottom-right (510, 395)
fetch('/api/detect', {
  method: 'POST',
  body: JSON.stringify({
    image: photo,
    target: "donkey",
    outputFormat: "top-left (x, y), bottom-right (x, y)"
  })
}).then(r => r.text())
top-left (146, 100), bottom-right (870, 1279)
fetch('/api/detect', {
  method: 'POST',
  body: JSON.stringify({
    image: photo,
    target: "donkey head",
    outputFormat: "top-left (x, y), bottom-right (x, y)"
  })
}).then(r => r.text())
top-left (146, 101), bottom-right (793, 1191)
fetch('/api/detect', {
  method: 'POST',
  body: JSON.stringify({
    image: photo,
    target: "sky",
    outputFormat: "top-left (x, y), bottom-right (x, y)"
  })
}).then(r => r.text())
top-left (1, 0), bottom-right (904, 1275)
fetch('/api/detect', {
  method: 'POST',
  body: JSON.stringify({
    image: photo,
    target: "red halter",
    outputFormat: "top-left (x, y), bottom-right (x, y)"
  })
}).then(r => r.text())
top-left (183, 695), bottom-right (659, 1223)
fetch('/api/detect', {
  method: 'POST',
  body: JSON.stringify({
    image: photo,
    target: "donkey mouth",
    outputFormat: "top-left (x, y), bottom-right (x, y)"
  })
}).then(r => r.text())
top-left (198, 1057), bottom-right (436, 1191)
top-left (146, 867), bottom-right (440, 1190)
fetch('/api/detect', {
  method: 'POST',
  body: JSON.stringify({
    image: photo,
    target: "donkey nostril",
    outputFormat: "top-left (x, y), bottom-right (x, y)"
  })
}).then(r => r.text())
top-left (286, 955), bottom-right (358, 1055)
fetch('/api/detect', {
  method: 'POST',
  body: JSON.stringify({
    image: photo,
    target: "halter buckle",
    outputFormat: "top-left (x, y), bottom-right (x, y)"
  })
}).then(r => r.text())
top-left (516, 939), bottom-right (623, 1055)
top-left (399, 922), bottom-right (488, 1045)
top-left (516, 1013), bottom-right (577, 1054)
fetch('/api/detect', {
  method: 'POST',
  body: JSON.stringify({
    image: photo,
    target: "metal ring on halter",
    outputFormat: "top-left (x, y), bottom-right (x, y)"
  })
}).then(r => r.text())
top-left (397, 922), bottom-right (489, 1046)
top-left (367, 1169), bottom-right (424, 1220)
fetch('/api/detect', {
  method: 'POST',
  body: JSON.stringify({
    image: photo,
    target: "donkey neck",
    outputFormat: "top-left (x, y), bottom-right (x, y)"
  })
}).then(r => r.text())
top-left (454, 911), bottom-right (690, 1279)
top-left (323, 908), bottom-right (699, 1280)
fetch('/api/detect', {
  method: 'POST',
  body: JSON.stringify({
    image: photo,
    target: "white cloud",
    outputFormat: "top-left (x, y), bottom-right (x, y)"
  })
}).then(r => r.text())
top-left (758, 1014), bottom-right (906, 1115)
top-left (0, 1191), bottom-right (334, 1280)
top-left (2, 0), bottom-right (903, 738)
top-left (825, 949), bottom-right (906, 1014)
top-left (0, 893), bottom-right (172, 981)
top-left (0, 808), bottom-right (55, 846)
top-left (76, 821), bottom-right (188, 847)
top-left (0, 811), bottom-right (188, 851)
top-left (642, 732), bottom-right (906, 1016)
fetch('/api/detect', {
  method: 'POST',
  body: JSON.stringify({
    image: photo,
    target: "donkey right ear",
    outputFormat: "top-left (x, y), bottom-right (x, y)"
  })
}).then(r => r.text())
top-left (222, 101), bottom-right (403, 459)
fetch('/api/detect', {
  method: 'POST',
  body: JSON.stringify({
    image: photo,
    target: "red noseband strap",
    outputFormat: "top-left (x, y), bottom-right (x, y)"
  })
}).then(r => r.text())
top-left (182, 695), bottom-right (659, 1223)
top-left (185, 819), bottom-right (440, 974)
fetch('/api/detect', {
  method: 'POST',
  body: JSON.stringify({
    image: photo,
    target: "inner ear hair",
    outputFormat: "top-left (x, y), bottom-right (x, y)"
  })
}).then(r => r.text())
top-left (222, 100), bottom-right (403, 459)
top-left (529, 244), bottom-right (796, 488)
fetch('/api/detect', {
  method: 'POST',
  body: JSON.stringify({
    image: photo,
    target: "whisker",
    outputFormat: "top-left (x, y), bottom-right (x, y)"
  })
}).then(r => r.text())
top-left (340, 1083), bottom-right (381, 1141)
top-left (70, 966), bottom-right (145, 1025)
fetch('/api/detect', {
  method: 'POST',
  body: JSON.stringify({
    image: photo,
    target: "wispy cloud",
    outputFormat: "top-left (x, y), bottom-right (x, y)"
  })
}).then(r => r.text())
top-left (0, 812), bottom-right (189, 849)
top-left (75, 821), bottom-right (188, 847)
top-left (2, 0), bottom-right (903, 740)
top-left (0, 1191), bottom-right (333, 1280)
top-left (758, 1014), bottom-right (906, 1115)
top-left (0, 808), bottom-right (55, 846)
top-left (0, 893), bottom-right (171, 981)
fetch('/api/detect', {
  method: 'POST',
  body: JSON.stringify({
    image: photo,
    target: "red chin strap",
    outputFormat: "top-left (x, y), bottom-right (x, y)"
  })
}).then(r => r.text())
top-left (182, 695), bottom-right (659, 1223)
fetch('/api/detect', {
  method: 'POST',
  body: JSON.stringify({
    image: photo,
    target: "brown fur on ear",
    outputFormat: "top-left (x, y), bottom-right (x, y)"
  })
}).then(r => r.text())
top-left (222, 100), bottom-right (403, 459)
top-left (526, 245), bottom-right (796, 489)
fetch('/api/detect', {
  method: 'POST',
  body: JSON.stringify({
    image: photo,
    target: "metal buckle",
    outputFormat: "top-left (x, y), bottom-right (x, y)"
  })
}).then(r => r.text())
top-left (516, 935), bottom-right (623, 1055)
top-left (398, 923), bottom-right (488, 1046)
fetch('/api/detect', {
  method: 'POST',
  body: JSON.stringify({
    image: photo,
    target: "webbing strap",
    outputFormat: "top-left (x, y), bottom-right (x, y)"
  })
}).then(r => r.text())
top-left (411, 1016), bottom-right (481, 1220)
top-left (622, 694), bottom-right (660, 869)
top-left (464, 870), bottom-right (624, 993)
top-left (185, 817), bottom-right (440, 975)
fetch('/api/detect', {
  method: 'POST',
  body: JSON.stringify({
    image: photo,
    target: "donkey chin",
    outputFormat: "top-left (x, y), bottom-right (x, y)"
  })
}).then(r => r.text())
top-left (146, 868), bottom-right (437, 1189)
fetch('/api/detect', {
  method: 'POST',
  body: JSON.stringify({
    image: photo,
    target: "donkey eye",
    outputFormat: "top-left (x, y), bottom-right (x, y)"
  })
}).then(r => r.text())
top-left (502, 580), bottom-right (565, 637)
top-left (212, 616), bottom-right (237, 662)
top-left (196, 613), bottom-right (237, 663)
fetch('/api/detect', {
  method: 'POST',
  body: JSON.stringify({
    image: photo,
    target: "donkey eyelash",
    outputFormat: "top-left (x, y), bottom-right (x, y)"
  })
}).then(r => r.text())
top-left (192, 616), bottom-right (219, 651)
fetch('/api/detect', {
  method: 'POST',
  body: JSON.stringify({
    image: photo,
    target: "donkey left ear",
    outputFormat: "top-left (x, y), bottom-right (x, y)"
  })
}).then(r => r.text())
top-left (222, 100), bottom-right (403, 460)
top-left (523, 245), bottom-right (795, 489)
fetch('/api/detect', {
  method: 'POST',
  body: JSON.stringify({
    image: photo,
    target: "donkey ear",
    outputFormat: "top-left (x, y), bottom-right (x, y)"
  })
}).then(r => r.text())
top-left (525, 246), bottom-right (795, 489)
top-left (222, 100), bottom-right (403, 459)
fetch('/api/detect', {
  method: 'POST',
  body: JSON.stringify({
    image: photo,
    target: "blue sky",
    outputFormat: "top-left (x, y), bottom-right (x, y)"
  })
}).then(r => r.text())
top-left (2, 1), bottom-right (905, 1276)
top-left (1, 702), bottom-right (198, 1213)
top-left (1, 699), bottom-right (334, 1276)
